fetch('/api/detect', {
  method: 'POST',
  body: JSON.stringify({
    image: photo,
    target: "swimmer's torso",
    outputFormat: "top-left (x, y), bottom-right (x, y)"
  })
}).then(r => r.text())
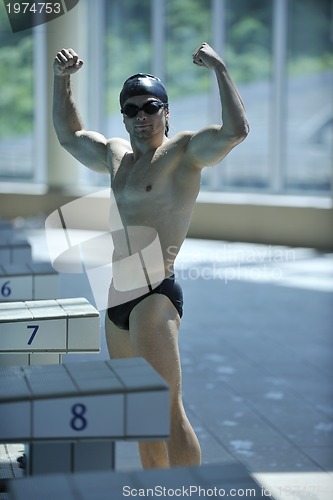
top-left (107, 133), bottom-right (201, 283)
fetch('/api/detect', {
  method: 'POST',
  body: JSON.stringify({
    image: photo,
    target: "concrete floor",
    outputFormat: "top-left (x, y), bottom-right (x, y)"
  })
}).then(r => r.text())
top-left (114, 239), bottom-right (333, 499)
top-left (1, 233), bottom-right (333, 499)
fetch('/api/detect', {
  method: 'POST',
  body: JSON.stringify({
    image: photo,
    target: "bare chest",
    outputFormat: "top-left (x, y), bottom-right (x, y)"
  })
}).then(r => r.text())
top-left (111, 151), bottom-right (178, 220)
top-left (114, 161), bottom-right (159, 194)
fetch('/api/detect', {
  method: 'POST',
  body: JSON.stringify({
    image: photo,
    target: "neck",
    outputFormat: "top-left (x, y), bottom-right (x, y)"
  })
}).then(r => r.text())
top-left (130, 131), bottom-right (168, 161)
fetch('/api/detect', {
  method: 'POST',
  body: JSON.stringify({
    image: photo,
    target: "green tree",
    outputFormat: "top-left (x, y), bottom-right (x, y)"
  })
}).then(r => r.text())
top-left (0, 2), bottom-right (33, 138)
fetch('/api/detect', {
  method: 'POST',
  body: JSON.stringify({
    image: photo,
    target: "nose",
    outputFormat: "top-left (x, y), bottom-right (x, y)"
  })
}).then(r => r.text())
top-left (136, 109), bottom-right (146, 120)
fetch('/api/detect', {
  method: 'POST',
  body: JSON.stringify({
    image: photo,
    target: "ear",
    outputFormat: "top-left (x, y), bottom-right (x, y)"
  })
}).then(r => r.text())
top-left (123, 115), bottom-right (130, 134)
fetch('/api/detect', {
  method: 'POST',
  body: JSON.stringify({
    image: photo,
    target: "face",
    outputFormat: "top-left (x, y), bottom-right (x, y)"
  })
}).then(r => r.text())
top-left (122, 95), bottom-right (169, 140)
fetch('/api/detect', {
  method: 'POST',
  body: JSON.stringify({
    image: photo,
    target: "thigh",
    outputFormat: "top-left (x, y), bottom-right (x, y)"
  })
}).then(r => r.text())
top-left (105, 312), bottom-right (134, 359)
top-left (128, 294), bottom-right (182, 400)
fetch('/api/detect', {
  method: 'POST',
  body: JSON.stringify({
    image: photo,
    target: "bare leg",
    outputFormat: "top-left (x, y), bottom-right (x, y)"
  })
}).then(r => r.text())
top-left (128, 294), bottom-right (201, 468)
top-left (105, 311), bottom-right (169, 468)
top-left (105, 313), bottom-right (132, 359)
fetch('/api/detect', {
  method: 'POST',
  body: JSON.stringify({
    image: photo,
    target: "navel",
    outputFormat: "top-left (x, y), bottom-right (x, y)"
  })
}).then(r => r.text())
top-left (146, 184), bottom-right (152, 192)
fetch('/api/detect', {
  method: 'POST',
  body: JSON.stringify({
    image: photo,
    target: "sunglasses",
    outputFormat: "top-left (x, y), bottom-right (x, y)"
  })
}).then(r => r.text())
top-left (121, 101), bottom-right (166, 118)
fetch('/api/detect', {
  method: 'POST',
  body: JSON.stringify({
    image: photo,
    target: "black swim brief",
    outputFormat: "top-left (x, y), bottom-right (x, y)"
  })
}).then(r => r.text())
top-left (107, 274), bottom-right (183, 330)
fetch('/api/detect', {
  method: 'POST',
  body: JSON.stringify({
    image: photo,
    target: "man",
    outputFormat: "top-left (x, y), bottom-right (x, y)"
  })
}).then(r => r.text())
top-left (53, 42), bottom-right (249, 468)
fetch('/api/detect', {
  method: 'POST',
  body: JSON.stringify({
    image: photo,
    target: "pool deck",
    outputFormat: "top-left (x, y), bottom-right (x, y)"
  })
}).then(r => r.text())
top-left (1, 235), bottom-right (333, 499)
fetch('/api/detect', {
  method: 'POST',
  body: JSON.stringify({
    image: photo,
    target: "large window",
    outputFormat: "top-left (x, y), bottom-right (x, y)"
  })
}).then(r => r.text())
top-left (214, 0), bottom-right (273, 191)
top-left (165, 0), bottom-right (212, 135)
top-left (0, 1), bottom-right (34, 181)
top-left (102, 0), bottom-right (332, 195)
top-left (285, 0), bottom-right (333, 193)
top-left (1, 0), bottom-right (332, 196)
top-left (105, 0), bottom-right (152, 138)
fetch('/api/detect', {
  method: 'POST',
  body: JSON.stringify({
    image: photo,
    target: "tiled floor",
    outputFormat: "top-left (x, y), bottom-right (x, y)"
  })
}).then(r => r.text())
top-left (176, 240), bottom-right (333, 499)
top-left (1, 232), bottom-right (333, 499)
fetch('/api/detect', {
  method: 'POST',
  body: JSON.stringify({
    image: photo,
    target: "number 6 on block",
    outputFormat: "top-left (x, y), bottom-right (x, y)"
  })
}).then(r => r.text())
top-left (27, 325), bottom-right (39, 345)
top-left (1, 280), bottom-right (11, 298)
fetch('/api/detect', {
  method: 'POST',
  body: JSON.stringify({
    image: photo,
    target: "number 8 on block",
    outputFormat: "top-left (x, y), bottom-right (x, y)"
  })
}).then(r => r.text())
top-left (33, 395), bottom-right (124, 439)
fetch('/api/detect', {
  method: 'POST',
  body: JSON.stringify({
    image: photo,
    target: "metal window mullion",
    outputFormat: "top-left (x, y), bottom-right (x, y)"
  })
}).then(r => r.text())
top-left (211, 0), bottom-right (226, 118)
top-left (211, 0), bottom-right (227, 190)
top-left (87, 0), bottom-right (105, 133)
top-left (33, 26), bottom-right (47, 184)
top-left (331, 1), bottom-right (333, 201)
top-left (272, 0), bottom-right (288, 192)
top-left (151, 0), bottom-right (165, 80)
top-left (80, 0), bottom-right (106, 186)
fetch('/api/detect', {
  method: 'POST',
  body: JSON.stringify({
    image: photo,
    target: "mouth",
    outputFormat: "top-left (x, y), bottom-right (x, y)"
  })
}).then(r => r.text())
top-left (135, 123), bottom-right (151, 129)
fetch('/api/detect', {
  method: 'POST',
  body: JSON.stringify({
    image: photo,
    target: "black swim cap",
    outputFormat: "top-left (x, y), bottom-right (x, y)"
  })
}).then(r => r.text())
top-left (120, 73), bottom-right (168, 109)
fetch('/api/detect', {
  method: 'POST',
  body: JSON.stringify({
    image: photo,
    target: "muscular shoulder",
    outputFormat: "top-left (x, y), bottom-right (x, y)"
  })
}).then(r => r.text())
top-left (165, 131), bottom-right (204, 172)
top-left (167, 131), bottom-right (194, 150)
top-left (107, 137), bottom-right (131, 156)
top-left (106, 137), bottom-right (131, 163)
top-left (151, 132), bottom-right (195, 171)
top-left (166, 132), bottom-right (202, 197)
top-left (160, 131), bottom-right (201, 187)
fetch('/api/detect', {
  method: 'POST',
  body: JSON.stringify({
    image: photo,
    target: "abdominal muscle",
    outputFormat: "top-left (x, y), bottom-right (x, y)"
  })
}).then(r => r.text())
top-left (108, 134), bottom-right (200, 292)
top-left (110, 218), bottom-right (188, 293)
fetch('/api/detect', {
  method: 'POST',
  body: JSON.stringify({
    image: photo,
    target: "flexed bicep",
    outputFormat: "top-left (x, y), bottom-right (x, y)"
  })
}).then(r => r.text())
top-left (184, 125), bottom-right (243, 169)
top-left (188, 43), bottom-right (249, 169)
top-left (53, 47), bottom-right (109, 173)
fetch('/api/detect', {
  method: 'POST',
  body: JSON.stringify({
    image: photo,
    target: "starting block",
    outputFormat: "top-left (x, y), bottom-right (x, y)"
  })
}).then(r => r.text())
top-left (0, 220), bottom-right (13, 230)
top-left (0, 358), bottom-right (169, 442)
top-left (0, 297), bottom-right (102, 474)
top-left (0, 263), bottom-right (59, 302)
top-left (0, 298), bottom-right (100, 368)
top-left (0, 234), bottom-right (32, 265)
top-left (0, 352), bottom-right (62, 368)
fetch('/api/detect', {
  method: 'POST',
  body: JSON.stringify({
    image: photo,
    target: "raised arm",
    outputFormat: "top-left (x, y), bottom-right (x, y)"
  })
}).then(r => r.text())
top-left (185, 43), bottom-right (249, 169)
top-left (53, 48), bottom-right (109, 173)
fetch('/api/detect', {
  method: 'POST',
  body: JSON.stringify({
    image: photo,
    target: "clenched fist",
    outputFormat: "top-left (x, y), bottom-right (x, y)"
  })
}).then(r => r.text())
top-left (192, 42), bottom-right (224, 70)
top-left (54, 48), bottom-right (83, 76)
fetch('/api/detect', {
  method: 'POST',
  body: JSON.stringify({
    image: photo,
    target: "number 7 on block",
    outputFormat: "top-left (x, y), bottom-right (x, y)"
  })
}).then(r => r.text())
top-left (27, 325), bottom-right (39, 345)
